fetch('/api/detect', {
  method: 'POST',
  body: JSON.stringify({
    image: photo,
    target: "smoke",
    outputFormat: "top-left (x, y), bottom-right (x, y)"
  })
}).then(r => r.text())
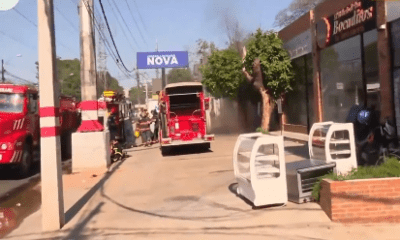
top-left (204, 0), bottom-right (246, 47)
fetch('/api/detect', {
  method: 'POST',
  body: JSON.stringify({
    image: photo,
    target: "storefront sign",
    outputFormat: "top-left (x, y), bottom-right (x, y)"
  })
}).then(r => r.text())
top-left (317, 0), bottom-right (376, 49)
top-left (283, 30), bottom-right (312, 59)
top-left (137, 51), bottom-right (189, 69)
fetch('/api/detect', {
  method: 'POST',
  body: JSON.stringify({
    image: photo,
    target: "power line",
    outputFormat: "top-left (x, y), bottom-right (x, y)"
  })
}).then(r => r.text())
top-left (13, 8), bottom-right (37, 27)
top-left (90, 4), bottom-right (134, 80)
top-left (13, 7), bottom-right (74, 52)
top-left (132, 0), bottom-right (151, 38)
top-left (123, 0), bottom-right (148, 48)
top-left (100, 1), bottom-right (137, 53)
top-left (98, 0), bottom-right (136, 73)
top-left (82, 0), bottom-right (135, 83)
top-left (4, 71), bottom-right (36, 84)
top-left (54, 5), bottom-right (79, 32)
top-left (0, 30), bottom-right (36, 49)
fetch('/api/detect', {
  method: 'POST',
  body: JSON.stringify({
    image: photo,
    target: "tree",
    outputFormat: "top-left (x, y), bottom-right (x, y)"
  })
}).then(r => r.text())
top-left (200, 49), bottom-right (243, 99)
top-left (274, 0), bottom-right (325, 29)
top-left (36, 59), bottom-right (124, 101)
top-left (129, 86), bottom-right (146, 105)
top-left (242, 29), bottom-right (295, 130)
top-left (166, 68), bottom-right (193, 84)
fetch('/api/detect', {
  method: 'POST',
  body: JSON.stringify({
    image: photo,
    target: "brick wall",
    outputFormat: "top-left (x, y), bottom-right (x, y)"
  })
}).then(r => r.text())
top-left (320, 178), bottom-right (400, 223)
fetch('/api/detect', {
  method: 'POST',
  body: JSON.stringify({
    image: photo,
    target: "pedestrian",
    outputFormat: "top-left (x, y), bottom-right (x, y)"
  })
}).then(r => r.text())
top-left (139, 108), bottom-right (152, 146)
top-left (151, 109), bottom-right (159, 143)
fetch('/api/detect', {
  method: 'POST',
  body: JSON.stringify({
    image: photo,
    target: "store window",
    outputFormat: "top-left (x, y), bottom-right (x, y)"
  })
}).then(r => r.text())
top-left (284, 53), bottom-right (314, 131)
top-left (320, 36), bottom-right (364, 123)
top-left (286, 57), bottom-right (307, 126)
top-left (363, 29), bottom-right (379, 111)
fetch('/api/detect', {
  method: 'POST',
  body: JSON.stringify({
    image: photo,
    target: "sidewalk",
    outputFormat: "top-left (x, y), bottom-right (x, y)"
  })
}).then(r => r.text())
top-left (3, 134), bottom-right (400, 240)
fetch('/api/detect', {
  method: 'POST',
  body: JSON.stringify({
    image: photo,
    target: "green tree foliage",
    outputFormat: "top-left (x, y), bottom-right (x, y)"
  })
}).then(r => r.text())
top-left (57, 59), bottom-right (81, 99)
top-left (243, 29), bottom-right (294, 100)
top-left (129, 86), bottom-right (146, 105)
top-left (166, 68), bottom-right (194, 84)
top-left (36, 59), bottom-right (123, 101)
top-left (200, 49), bottom-right (243, 99)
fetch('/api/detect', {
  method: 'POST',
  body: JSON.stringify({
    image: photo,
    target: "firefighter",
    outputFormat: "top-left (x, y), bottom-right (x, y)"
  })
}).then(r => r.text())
top-left (151, 109), bottom-right (159, 143)
top-left (139, 108), bottom-right (152, 147)
top-left (108, 108), bottom-right (119, 141)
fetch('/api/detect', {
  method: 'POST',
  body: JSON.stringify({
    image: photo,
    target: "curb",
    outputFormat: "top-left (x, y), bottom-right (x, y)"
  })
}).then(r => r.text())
top-left (0, 175), bottom-right (41, 203)
top-left (0, 159), bottom-right (72, 203)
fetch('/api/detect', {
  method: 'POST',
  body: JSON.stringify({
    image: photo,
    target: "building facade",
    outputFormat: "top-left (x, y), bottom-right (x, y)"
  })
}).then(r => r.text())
top-left (279, 0), bottom-right (400, 136)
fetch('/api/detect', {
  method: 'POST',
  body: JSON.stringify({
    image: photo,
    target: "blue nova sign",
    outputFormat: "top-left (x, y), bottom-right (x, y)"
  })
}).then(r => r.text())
top-left (137, 51), bottom-right (189, 69)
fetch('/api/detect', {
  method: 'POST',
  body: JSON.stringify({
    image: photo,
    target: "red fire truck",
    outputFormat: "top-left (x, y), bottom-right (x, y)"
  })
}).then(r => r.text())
top-left (158, 82), bottom-right (214, 155)
top-left (0, 84), bottom-right (80, 176)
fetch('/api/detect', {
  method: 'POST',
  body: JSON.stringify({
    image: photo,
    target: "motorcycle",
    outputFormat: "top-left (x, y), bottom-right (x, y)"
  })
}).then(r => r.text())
top-left (346, 105), bottom-right (400, 166)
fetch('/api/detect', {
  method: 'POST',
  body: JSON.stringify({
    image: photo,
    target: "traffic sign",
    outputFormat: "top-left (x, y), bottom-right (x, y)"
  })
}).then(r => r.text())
top-left (103, 91), bottom-right (115, 97)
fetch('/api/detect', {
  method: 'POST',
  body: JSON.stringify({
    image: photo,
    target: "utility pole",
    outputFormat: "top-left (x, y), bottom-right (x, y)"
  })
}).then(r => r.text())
top-left (145, 81), bottom-right (148, 107)
top-left (1, 59), bottom-right (5, 83)
top-left (97, 18), bottom-right (107, 92)
top-left (72, 0), bottom-right (109, 172)
top-left (37, 0), bottom-right (65, 231)
top-left (136, 69), bottom-right (141, 104)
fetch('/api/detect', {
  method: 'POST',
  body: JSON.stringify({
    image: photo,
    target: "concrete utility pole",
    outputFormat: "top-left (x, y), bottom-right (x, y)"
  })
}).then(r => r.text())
top-left (145, 81), bottom-right (148, 106)
top-left (72, 0), bottom-right (110, 172)
top-left (37, 0), bottom-right (65, 231)
top-left (1, 59), bottom-right (4, 83)
top-left (162, 68), bottom-right (166, 89)
top-left (136, 69), bottom-right (141, 104)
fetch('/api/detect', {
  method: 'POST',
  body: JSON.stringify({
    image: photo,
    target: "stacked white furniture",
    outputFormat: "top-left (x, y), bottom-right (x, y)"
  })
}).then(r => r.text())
top-left (233, 133), bottom-right (287, 207)
top-left (308, 122), bottom-right (358, 175)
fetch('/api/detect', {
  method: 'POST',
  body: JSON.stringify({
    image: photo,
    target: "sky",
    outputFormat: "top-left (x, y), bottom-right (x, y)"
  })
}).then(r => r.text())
top-left (0, 0), bottom-right (293, 90)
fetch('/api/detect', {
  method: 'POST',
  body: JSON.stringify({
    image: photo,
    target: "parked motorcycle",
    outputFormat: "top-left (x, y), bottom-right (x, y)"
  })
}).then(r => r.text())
top-left (346, 105), bottom-right (400, 166)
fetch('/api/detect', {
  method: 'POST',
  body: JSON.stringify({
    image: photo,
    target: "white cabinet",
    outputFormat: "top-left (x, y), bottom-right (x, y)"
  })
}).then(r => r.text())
top-left (308, 122), bottom-right (357, 175)
top-left (233, 133), bottom-right (287, 207)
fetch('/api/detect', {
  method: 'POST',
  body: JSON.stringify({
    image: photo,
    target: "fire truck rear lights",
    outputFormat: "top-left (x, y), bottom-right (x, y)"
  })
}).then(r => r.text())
top-left (205, 135), bottom-right (214, 141)
top-left (0, 154), bottom-right (2, 161)
top-left (162, 138), bottom-right (171, 144)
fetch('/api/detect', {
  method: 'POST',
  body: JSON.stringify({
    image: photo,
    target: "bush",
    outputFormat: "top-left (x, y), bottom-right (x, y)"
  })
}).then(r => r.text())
top-left (256, 127), bottom-right (269, 135)
top-left (312, 157), bottom-right (400, 201)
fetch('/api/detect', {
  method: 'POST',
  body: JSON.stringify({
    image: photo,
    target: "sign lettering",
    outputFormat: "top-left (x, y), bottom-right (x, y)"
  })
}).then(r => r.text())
top-left (0, 88), bottom-right (13, 93)
top-left (316, 0), bottom-right (376, 49)
top-left (137, 51), bottom-right (189, 69)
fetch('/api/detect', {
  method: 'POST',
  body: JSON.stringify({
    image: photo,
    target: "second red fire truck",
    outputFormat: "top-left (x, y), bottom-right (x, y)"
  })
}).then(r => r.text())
top-left (158, 82), bottom-right (214, 155)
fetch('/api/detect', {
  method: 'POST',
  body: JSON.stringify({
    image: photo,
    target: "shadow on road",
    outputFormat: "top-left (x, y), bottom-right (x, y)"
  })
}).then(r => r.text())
top-left (162, 145), bottom-right (213, 157)
top-left (64, 159), bottom-right (125, 224)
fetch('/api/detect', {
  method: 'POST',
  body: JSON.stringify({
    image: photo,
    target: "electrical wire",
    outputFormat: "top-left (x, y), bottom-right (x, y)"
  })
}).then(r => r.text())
top-left (123, 0), bottom-right (148, 48)
top-left (4, 71), bottom-right (36, 84)
top-left (13, 7), bottom-right (74, 52)
top-left (89, 4), bottom-right (134, 80)
top-left (0, 30), bottom-right (36, 49)
top-left (55, 5), bottom-right (79, 32)
top-left (100, 1), bottom-right (138, 52)
top-left (13, 8), bottom-right (37, 27)
top-left (98, 0), bottom-right (136, 73)
top-left (132, 0), bottom-right (151, 38)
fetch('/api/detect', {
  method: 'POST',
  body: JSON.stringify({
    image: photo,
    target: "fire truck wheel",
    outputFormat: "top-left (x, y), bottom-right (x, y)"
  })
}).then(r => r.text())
top-left (18, 144), bottom-right (32, 177)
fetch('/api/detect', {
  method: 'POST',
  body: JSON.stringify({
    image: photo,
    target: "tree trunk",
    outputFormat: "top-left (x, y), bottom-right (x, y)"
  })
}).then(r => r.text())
top-left (260, 90), bottom-right (275, 131)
